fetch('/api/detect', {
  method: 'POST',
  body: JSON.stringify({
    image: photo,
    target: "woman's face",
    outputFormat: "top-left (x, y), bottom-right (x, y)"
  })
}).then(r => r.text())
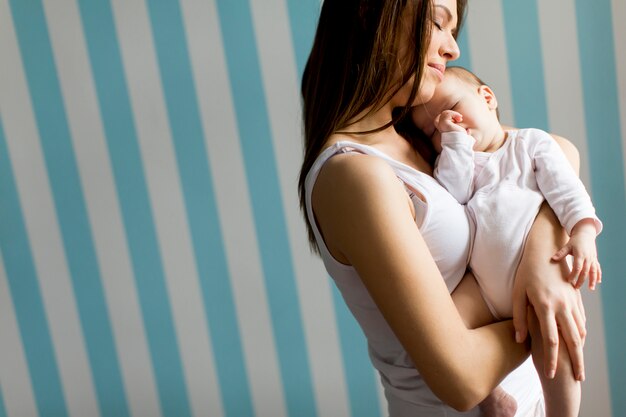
top-left (417, 0), bottom-right (461, 103)
top-left (392, 0), bottom-right (460, 108)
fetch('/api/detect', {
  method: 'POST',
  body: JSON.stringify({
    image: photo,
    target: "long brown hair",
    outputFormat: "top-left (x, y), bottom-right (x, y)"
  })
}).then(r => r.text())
top-left (299, 0), bottom-right (467, 252)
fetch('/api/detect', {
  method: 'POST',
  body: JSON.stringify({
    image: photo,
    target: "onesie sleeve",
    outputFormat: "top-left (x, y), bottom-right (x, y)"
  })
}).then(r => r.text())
top-left (433, 131), bottom-right (476, 204)
top-left (529, 129), bottom-right (602, 235)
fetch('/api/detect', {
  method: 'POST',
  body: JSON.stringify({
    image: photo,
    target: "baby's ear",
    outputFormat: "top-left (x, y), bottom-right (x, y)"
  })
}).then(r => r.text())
top-left (479, 85), bottom-right (498, 110)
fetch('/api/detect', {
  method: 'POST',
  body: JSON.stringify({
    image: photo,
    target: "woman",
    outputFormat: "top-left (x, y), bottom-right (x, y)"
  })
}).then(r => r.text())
top-left (298, 0), bottom-right (586, 415)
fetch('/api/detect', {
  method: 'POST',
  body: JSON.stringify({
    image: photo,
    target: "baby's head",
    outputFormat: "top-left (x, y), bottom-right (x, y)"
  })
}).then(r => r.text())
top-left (412, 66), bottom-right (503, 152)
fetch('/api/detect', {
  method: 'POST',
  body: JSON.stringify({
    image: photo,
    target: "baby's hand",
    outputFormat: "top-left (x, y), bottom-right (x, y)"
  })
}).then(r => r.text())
top-left (434, 110), bottom-right (466, 134)
top-left (552, 220), bottom-right (601, 289)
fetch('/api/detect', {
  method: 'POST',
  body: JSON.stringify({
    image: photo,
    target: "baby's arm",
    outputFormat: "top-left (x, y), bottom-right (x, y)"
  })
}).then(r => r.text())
top-left (552, 218), bottom-right (601, 289)
top-left (530, 130), bottom-right (602, 290)
top-left (433, 111), bottom-right (476, 204)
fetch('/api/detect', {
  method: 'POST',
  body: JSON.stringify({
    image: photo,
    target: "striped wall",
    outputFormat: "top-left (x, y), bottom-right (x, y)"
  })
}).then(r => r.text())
top-left (0, 0), bottom-right (624, 416)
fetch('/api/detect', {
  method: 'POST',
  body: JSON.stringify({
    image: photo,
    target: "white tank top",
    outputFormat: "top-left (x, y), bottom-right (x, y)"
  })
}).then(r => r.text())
top-left (304, 141), bottom-right (542, 417)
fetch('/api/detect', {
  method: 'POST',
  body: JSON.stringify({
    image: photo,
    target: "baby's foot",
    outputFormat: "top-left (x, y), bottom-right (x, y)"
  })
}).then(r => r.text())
top-left (479, 386), bottom-right (517, 417)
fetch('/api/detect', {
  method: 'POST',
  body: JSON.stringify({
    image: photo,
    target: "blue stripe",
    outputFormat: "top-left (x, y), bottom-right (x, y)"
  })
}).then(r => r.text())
top-left (285, 0), bottom-right (319, 78)
top-left (0, 118), bottom-right (67, 417)
top-left (332, 286), bottom-right (382, 417)
top-left (143, 1), bottom-right (256, 415)
top-left (454, 24), bottom-right (472, 72)
top-left (0, 382), bottom-right (6, 417)
top-left (215, 0), bottom-right (319, 416)
top-left (501, 0), bottom-right (549, 130)
top-left (285, 3), bottom-right (392, 414)
top-left (75, 1), bottom-right (192, 416)
top-left (9, 1), bottom-right (131, 416)
top-left (574, 1), bottom-right (626, 416)
top-left (0, 387), bottom-right (6, 417)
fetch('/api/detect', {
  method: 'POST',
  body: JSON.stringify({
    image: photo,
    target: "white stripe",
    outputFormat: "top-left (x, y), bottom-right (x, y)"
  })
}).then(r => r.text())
top-left (179, 1), bottom-right (288, 416)
top-left (376, 376), bottom-right (387, 417)
top-left (0, 251), bottom-right (39, 417)
top-left (0, 3), bottom-right (101, 417)
top-left (248, 0), bottom-right (353, 416)
top-left (612, 0), bottom-right (626, 195)
top-left (40, 2), bottom-right (163, 417)
top-left (537, 5), bottom-right (613, 413)
top-left (537, 0), bottom-right (592, 189)
top-left (491, 2), bottom-right (613, 414)
top-left (580, 289), bottom-right (613, 417)
top-left (464, 0), bottom-right (515, 126)
top-left (108, 1), bottom-right (223, 416)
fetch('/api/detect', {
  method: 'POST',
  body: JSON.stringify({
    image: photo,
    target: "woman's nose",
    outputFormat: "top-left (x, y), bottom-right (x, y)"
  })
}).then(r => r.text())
top-left (442, 34), bottom-right (460, 60)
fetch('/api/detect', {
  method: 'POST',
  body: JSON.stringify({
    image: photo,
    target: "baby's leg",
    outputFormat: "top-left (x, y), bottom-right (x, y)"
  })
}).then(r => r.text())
top-left (452, 273), bottom-right (517, 417)
top-left (451, 271), bottom-right (496, 328)
top-left (527, 308), bottom-right (581, 417)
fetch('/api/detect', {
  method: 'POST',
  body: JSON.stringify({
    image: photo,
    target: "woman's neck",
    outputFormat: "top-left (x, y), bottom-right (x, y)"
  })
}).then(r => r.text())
top-left (326, 126), bottom-right (432, 175)
top-left (340, 104), bottom-right (394, 135)
top-left (324, 102), bottom-right (433, 174)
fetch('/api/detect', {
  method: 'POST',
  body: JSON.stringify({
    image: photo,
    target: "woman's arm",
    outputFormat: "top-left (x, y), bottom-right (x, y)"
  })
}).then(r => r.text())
top-left (512, 133), bottom-right (586, 381)
top-left (313, 153), bottom-right (529, 411)
top-left (552, 134), bottom-right (580, 174)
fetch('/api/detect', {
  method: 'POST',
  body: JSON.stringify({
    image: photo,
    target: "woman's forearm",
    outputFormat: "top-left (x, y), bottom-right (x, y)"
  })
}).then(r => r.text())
top-left (437, 320), bottom-right (530, 411)
top-left (523, 202), bottom-right (569, 261)
top-left (449, 274), bottom-right (531, 409)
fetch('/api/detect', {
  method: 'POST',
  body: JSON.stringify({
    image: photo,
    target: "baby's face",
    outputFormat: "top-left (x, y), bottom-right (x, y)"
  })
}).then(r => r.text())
top-left (412, 74), bottom-right (498, 152)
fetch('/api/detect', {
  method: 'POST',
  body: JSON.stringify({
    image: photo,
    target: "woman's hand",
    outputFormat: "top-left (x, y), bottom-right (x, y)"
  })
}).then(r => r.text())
top-left (512, 226), bottom-right (586, 381)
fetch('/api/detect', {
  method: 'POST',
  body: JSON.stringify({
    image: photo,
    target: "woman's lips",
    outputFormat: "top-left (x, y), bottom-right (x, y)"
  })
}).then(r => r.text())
top-left (428, 63), bottom-right (445, 81)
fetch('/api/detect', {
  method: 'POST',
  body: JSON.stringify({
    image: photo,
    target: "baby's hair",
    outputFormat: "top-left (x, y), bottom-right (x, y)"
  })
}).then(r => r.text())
top-left (446, 66), bottom-right (500, 120)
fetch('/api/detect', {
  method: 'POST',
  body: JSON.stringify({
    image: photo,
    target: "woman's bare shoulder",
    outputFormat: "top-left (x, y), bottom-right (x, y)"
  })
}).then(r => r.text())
top-left (311, 152), bottom-right (415, 262)
top-left (316, 151), bottom-right (400, 189)
top-left (313, 152), bottom-right (414, 220)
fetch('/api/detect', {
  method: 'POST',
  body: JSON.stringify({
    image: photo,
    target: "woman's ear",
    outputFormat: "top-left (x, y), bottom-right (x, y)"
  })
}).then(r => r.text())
top-left (479, 85), bottom-right (498, 111)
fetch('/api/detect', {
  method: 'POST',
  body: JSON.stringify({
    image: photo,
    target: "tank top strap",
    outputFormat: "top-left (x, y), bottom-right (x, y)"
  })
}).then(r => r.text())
top-left (304, 141), bottom-right (431, 270)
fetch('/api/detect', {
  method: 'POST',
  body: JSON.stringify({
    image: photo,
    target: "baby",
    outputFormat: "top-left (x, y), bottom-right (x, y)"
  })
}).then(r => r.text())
top-left (412, 66), bottom-right (603, 417)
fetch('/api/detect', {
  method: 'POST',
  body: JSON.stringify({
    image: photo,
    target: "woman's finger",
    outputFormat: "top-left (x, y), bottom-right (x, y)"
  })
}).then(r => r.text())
top-left (512, 291), bottom-right (529, 343)
top-left (534, 305), bottom-right (559, 378)
top-left (576, 290), bottom-right (586, 324)
top-left (571, 300), bottom-right (587, 346)
top-left (557, 310), bottom-right (585, 381)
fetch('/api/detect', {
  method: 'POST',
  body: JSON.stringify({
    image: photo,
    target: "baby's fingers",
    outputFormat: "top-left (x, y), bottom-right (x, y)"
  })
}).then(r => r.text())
top-left (568, 256), bottom-right (585, 286)
top-left (440, 109), bottom-right (462, 119)
top-left (573, 259), bottom-right (590, 289)
top-left (589, 261), bottom-right (600, 290)
top-left (552, 245), bottom-right (571, 261)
